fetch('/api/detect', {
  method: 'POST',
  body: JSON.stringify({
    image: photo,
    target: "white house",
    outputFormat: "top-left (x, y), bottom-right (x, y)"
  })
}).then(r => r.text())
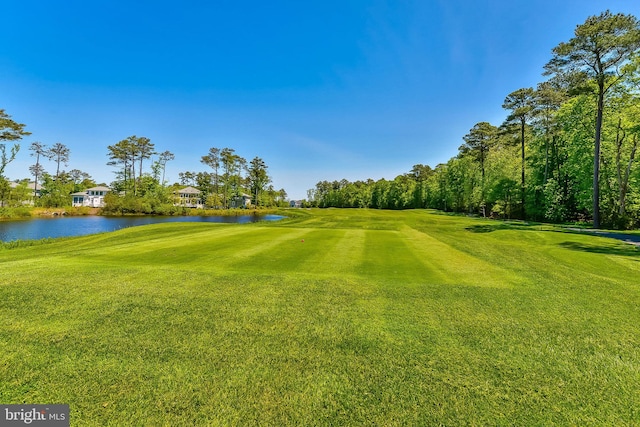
top-left (174, 186), bottom-right (203, 208)
top-left (71, 186), bottom-right (110, 207)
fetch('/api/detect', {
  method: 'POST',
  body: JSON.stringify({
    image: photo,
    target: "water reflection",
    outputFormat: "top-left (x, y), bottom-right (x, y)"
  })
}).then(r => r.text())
top-left (0, 214), bottom-right (284, 242)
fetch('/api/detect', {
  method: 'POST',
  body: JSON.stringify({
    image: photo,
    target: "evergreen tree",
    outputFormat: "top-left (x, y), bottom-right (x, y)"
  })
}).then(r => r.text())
top-left (545, 10), bottom-right (640, 227)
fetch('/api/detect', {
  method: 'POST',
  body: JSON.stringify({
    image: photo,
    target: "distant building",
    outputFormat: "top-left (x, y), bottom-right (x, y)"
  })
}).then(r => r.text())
top-left (10, 181), bottom-right (41, 196)
top-left (174, 186), bottom-right (203, 208)
top-left (231, 193), bottom-right (251, 209)
top-left (71, 186), bottom-right (110, 207)
top-left (289, 200), bottom-right (303, 208)
top-left (6, 181), bottom-right (40, 205)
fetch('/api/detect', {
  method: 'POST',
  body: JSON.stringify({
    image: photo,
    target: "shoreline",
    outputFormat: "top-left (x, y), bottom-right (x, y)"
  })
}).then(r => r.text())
top-left (1, 206), bottom-right (282, 221)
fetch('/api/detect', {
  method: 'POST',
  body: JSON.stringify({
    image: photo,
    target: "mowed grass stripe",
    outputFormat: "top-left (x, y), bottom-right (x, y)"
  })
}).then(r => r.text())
top-left (400, 226), bottom-right (522, 288)
top-left (228, 229), bottom-right (348, 274)
top-left (2, 209), bottom-right (640, 425)
top-left (358, 229), bottom-right (441, 283)
top-left (420, 219), bottom-right (640, 288)
top-left (300, 229), bottom-right (366, 276)
top-left (71, 223), bottom-right (259, 268)
top-left (224, 227), bottom-right (312, 271)
top-left (0, 223), bottom-right (254, 269)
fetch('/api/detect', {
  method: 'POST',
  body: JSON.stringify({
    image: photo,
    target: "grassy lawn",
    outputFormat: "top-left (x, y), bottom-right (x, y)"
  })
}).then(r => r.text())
top-left (1, 209), bottom-right (639, 425)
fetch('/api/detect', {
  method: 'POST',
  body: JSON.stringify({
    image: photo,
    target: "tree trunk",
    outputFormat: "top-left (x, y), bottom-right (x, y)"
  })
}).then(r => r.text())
top-left (619, 134), bottom-right (638, 219)
top-left (593, 82), bottom-right (605, 228)
top-left (544, 132), bottom-right (549, 185)
top-left (521, 117), bottom-right (526, 219)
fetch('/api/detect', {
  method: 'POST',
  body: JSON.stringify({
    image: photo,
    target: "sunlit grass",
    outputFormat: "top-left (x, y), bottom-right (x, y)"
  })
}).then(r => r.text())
top-left (1, 209), bottom-right (639, 425)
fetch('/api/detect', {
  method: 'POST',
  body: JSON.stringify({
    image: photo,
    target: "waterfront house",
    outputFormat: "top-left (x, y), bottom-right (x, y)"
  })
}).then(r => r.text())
top-left (231, 193), bottom-right (252, 209)
top-left (3, 181), bottom-right (40, 206)
top-left (71, 186), bottom-right (110, 207)
top-left (175, 186), bottom-right (203, 208)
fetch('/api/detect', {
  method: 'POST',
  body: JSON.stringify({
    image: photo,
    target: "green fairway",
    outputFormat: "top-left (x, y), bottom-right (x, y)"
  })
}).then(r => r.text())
top-left (1, 209), bottom-right (639, 425)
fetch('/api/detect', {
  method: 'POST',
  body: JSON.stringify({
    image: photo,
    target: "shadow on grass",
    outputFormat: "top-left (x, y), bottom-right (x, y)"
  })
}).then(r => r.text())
top-left (465, 221), bottom-right (544, 233)
top-left (559, 241), bottom-right (640, 257)
top-left (465, 224), bottom-right (510, 233)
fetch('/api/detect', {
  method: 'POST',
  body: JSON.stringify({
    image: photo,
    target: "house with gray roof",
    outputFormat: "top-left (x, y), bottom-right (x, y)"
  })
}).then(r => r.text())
top-left (4, 180), bottom-right (40, 206)
top-left (71, 186), bottom-right (110, 207)
top-left (231, 193), bottom-right (251, 209)
top-left (174, 186), bottom-right (203, 208)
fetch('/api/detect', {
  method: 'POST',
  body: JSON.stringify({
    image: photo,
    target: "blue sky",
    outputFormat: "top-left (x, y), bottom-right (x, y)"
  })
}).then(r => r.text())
top-left (2, 1), bottom-right (640, 199)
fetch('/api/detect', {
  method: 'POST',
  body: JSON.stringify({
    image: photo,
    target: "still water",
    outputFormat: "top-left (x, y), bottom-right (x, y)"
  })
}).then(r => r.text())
top-left (0, 214), bottom-right (284, 242)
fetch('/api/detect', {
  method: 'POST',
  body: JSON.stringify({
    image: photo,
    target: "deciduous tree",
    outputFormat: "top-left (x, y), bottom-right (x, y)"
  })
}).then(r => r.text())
top-left (248, 157), bottom-right (271, 207)
top-left (0, 109), bottom-right (29, 205)
top-left (201, 147), bottom-right (221, 198)
top-left (503, 87), bottom-right (535, 218)
top-left (545, 10), bottom-right (640, 227)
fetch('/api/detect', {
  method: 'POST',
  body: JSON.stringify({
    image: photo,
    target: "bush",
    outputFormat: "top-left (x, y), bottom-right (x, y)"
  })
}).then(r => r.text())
top-left (103, 193), bottom-right (191, 216)
top-left (0, 206), bottom-right (33, 219)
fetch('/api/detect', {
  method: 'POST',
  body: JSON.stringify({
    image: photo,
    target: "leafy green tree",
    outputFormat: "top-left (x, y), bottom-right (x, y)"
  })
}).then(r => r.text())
top-left (134, 136), bottom-right (155, 191)
top-left (409, 164), bottom-right (433, 182)
top-left (552, 94), bottom-right (596, 220)
top-left (0, 144), bottom-right (20, 179)
top-left (107, 138), bottom-right (134, 192)
top-left (460, 122), bottom-right (498, 181)
top-left (220, 148), bottom-right (246, 208)
top-left (533, 81), bottom-right (567, 185)
top-left (68, 169), bottom-right (95, 192)
top-left (201, 147), bottom-right (221, 198)
top-left (48, 142), bottom-right (70, 178)
top-left (598, 82), bottom-right (640, 228)
top-left (0, 109), bottom-right (29, 143)
top-left (503, 87), bottom-right (535, 218)
top-left (178, 171), bottom-right (197, 186)
top-left (276, 188), bottom-right (288, 207)
top-left (39, 172), bottom-right (74, 208)
top-left (432, 163), bottom-right (451, 211)
top-left (206, 192), bottom-right (223, 208)
top-left (545, 10), bottom-right (640, 227)
top-left (484, 140), bottom-right (520, 218)
top-left (158, 150), bottom-right (175, 185)
top-left (29, 142), bottom-right (51, 201)
top-left (459, 122), bottom-right (498, 214)
top-left (107, 135), bottom-right (154, 196)
top-left (248, 157), bottom-right (271, 207)
top-left (195, 172), bottom-right (214, 204)
top-left (6, 180), bottom-right (31, 207)
top-left (456, 155), bottom-right (482, 213)
top-left (0, 109), bottom-right (29, 205)
top-left (543, 178), bottom-right (570, 222)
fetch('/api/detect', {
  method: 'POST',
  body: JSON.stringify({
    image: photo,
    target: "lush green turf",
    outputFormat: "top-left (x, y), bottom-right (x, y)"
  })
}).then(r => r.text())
top-left (1, 209), bottom-right (639, 425)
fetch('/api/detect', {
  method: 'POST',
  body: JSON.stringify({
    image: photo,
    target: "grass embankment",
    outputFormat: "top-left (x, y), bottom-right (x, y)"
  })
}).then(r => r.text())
top-left (0, 206), bottom-right (97, 220)
top-left (0, 206), bottom-right (279, 220)
top-left (1, 209), bottom-right (639, 425)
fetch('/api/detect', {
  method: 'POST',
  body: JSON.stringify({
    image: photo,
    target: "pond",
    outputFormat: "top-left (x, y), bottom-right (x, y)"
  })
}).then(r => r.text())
top-left (0, 214), bottom-right (284, 242)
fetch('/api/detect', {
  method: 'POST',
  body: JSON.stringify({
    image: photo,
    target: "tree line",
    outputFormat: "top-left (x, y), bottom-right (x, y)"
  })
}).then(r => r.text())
top-left (309, 11), bottom-right (640, 229)
top-left (1, 111), bottom-right (285, 211)
top-left (106, 139), bottom-right (285, 213)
